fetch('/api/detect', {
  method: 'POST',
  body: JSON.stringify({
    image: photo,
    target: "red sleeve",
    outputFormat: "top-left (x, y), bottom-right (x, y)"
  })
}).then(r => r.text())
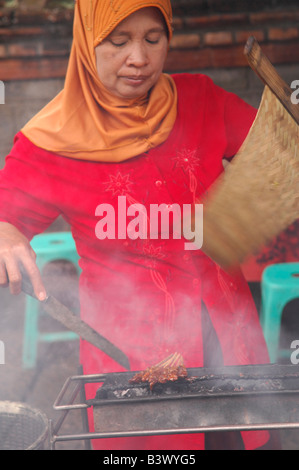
top-left (172, 72), bottom-right (257, 162)
top-left (0, 133), bottom-right (61, 240)
top-left (223, 91), bottom-right (257, 159)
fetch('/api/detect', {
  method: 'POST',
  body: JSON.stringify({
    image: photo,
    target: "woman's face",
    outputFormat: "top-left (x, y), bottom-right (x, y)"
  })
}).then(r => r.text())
top-left (95, 7), bottom-right (169, 100)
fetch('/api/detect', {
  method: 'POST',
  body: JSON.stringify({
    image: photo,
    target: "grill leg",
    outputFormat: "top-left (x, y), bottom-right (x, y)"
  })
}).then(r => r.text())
top-left (78, 364), bottom-right (92, 450)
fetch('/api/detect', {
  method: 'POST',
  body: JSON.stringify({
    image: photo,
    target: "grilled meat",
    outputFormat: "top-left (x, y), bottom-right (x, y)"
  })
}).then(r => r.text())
top-left (129, 352), bottom-right (188, 390)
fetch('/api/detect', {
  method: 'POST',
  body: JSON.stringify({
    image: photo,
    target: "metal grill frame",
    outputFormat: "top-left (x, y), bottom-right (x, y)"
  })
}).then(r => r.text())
top-left (50, 365), bottom-right (299, 449)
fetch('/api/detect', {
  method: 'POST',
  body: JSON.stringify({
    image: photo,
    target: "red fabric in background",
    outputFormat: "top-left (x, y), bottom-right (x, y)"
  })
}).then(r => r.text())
top-left (242, 219), bottom-right (299, 282)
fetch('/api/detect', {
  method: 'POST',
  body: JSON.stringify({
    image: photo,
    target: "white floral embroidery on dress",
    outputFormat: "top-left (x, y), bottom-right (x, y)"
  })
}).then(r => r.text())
top-left (172, 148), bottom-right (200, 174)
top-left (172, 148), bottom-right (201, 203)
top-left (103, 172), bottom-right (134, 197)
top-left (142, 241), bottom-right (166, 269)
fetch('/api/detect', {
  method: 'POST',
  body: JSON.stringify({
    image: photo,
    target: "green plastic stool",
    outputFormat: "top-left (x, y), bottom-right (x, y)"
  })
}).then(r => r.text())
top-left (260, 263), bottom-right (299, 363)
top-left (22, 232), bottom-right (81, 369)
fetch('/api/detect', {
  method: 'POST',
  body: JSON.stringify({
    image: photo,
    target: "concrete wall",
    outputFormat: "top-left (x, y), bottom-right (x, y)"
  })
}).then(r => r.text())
top-left (0, 78), bottom-right (64, 163)
top-left (1, 63), bottom-right (299, 168)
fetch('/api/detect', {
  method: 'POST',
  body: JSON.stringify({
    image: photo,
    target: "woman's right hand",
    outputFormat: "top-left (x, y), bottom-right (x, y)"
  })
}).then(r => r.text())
top-left (0, 222), bottom-right (47, 300)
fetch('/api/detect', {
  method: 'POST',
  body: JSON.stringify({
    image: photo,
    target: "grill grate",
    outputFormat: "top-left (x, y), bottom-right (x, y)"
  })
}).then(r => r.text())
top-left (51, 364), bottom-right (299, 448)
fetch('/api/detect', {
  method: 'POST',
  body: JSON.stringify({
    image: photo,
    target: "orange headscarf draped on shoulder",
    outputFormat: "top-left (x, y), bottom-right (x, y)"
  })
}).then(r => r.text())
top-left (21, 0), bottom-right (177, 162)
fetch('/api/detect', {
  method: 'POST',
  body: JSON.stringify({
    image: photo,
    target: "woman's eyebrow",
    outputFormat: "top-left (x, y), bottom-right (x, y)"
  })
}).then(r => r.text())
top-left (145, 27), bottom-right (166, 34)
top-left (111, 27), bottom-right (165, 37)
top-left (110, 31), bottom-right (130, 37)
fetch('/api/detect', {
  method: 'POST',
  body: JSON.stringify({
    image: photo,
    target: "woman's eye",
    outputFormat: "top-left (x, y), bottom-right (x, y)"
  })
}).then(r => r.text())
top-left (110, 39), bottom-right (127, 47)
top-left (146, 38), bottom-right (160, 45)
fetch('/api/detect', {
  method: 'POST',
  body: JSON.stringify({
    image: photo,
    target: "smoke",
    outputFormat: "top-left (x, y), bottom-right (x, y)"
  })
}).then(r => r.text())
top-left (0, 258), bottom-right (85, 449)
top-left (1, 223), bottom-right (293, 450)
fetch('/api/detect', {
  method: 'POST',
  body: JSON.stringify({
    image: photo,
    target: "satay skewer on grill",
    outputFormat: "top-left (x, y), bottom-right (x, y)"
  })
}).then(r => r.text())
top-left (129, 352), bottom-right (188, 390)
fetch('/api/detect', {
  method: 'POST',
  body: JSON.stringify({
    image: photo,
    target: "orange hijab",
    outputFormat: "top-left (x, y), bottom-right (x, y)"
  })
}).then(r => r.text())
top-left (21, 0), bottom-right (177, 162)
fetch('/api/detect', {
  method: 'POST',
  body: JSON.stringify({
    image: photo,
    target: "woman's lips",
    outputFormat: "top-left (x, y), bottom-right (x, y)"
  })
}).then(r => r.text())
top-left (121, 76), bottom-right (149, 86)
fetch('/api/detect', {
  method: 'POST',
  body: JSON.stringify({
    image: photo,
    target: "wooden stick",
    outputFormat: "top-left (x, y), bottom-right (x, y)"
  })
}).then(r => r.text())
top-left (155, 352), bottom-right (184, 369)
top-left (244, 36), bottom-right (299, 125)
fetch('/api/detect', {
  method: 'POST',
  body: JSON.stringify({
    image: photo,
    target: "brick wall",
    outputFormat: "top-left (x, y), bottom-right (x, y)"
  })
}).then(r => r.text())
top-left (1, 2), bottom-right (299, 79)
top-left (0, 0), bottom-right (299, 165)
top-left (168, 9), bottom-right (299, 71)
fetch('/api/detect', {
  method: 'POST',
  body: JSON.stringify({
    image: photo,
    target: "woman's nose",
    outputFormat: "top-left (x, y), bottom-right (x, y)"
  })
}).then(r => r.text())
top-left (126, 42), bottom-right (149, 67)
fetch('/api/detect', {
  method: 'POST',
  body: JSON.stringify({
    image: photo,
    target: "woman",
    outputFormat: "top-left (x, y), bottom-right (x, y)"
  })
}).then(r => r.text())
top-left (0, 0), bottom-right (277, 450)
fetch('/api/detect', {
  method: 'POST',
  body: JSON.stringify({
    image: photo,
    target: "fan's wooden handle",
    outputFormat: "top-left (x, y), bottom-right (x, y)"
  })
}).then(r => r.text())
top-left (244, 36), bottom-right (299, 125)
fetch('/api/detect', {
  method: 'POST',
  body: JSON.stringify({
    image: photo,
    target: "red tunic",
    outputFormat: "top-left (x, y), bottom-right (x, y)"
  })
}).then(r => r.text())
top-left (0, 73), bottom-right (270, 449)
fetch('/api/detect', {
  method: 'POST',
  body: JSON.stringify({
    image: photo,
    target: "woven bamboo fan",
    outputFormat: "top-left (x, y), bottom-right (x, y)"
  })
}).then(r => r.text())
top-left (200, 37), bottom-right (299, 270)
